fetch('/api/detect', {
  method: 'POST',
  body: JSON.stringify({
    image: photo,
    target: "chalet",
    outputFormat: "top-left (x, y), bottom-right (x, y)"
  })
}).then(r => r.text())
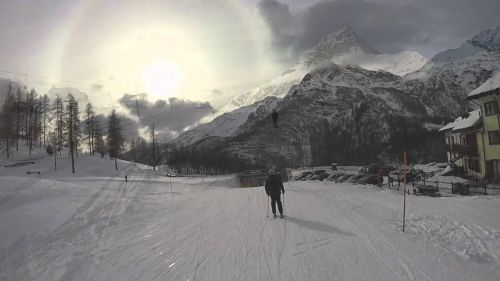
top-left (466, 71), bottom-right (500, 180)
top-left (439, 110), bottom-right (482, 177)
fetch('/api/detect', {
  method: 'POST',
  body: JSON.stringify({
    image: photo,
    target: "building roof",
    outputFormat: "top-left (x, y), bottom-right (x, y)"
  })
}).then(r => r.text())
top-left (468, 71), bottom-right (500, 99)
top-left (439, 110), bottom-right (482, 132)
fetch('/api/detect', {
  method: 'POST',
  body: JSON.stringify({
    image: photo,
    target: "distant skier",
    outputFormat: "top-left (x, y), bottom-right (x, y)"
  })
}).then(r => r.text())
top-left (265, 168), bottom-right (285, 218)
top-left (272, 109), bottom-right (278, 128)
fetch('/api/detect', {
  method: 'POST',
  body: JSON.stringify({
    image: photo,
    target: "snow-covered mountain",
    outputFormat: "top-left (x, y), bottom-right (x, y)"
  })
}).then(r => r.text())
top-left (224, 27), bottom-right (427, 112)
top-left (176, 26), bottom-right (500, 166)
top-left (186, 64), bottom-right (445, 167)
top-left (178, 27), bottom-right (500, 167)
top-left (176, 96), bottom-right (280, 146)
top-left (405, 26), bottom-right (500, 116)
top-left (192, 27), bottom-right (427, 148)
top-left (299, 26), bottom-right (380, 66)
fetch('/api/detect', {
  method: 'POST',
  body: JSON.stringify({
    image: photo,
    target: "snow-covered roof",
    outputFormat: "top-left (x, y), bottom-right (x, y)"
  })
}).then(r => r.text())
top-left (439, 110), bottom-right (482, 132)
top-left (468, 71), bottom-right (500, 98)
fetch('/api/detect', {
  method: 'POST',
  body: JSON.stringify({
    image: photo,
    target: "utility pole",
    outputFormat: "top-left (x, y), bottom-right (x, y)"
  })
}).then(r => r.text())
top-left (152, 121), bottom-right (156, 171)
top-left (402, 118), bottom-right (408, 232)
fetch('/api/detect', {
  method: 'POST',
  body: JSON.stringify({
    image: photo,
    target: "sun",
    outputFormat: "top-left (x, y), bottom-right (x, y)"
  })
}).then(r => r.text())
top-left (142, 61), bottom-right (182, 100)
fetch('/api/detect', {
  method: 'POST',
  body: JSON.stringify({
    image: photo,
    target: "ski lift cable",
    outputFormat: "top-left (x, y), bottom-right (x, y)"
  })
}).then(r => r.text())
top-left (0, 70), bottom-right (98, 91)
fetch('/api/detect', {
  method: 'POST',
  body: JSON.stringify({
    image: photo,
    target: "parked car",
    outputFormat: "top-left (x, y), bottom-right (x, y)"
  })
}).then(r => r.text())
top-left (360, 163), bottom-right (396, 176)
top-left (346, 174), bottom-right (365, 183)
top-left (316, 173), bottom-right (330, 181)
top-left (294, 171), bottom-right (312, 181)
top-left (358, 174), bottom-right (381, 185)
top-left (309, 170), bottom-right (330, 180)
top-left (325, 172), bottom-right (345, 181)
top-left (336, 174), bottom-right (354, 183)
top-left (303, 173), bottom-right (316, 180)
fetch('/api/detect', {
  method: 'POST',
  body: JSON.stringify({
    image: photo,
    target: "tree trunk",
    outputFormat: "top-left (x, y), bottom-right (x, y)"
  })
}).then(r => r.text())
top-left (69, 103), bottom-right (75, 174)
top-left (115, 157), bottom-right (118, 170)
top-left (91, 115), bottom-right (94, 155)
top-left (6, 137), bottom-right (9, 159)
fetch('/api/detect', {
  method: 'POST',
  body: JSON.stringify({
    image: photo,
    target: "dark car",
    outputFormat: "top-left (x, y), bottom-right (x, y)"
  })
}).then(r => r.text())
top-left (294, 171), bottom-right (312, 181)
top-left (325, 172), bottom-right (345, 181)
top-left (346, 174), bottom-right (365, 183)
top-left (303, 173), bottom-right (316, 180)
top-left (315, 173), bottom-right (330, 181)
top-left (336, 174), bottom-right (353, 183)
top-left (358, 174), bottom-right (381, 185)
top-left (360, 163), bottom-right (395, 176)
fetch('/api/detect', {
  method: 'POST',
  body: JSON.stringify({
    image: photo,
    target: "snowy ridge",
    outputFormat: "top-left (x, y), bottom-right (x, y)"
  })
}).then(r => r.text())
top-left (176, 96), bottom-right (280, 146)
top-left (334, 50), bottom-right (427, 76)
top-left (194, 28), bottom-right (428, 149)
top-left (299, 26), bottom-right (380, 66)
top-left (225, 27), bottom-right (427, 111)
top-left (470, 25), bottom-right (500, 51)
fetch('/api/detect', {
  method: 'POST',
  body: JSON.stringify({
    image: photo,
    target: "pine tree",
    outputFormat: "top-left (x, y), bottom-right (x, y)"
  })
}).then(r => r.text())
top-left (93, 118), bottom-right (104, 157)
top-left (65, 94), bottom-right (78, 173)
top-left (0, 84), bottom-right (15, 159)
top-left (84, 103), bottom-right (95, 154)
top-left (107, 109), bottom-right (123, 170)
top-left (15, 87), bottom-right (21, 151)
top-left (53, 96), bottom-right (64, 155)
top-left (41, 94), bottom-right (50, 147)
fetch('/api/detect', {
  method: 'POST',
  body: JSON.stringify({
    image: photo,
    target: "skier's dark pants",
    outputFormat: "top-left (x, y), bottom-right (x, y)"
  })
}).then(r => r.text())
top-left (271, 194), bottom-right (283, 215)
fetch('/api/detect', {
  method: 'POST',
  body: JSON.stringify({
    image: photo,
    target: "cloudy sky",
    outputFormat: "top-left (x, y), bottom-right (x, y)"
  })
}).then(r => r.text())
top-left (1, 0), bottom-right (499, 139)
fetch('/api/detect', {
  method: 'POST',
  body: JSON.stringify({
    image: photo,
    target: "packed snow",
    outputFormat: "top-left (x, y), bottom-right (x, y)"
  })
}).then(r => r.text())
top-left (1, 154), bottom-right (500, 280)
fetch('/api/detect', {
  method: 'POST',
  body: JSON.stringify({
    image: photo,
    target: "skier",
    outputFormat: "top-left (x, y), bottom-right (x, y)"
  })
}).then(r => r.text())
top-left (265, 168), bottom-right (285, 218)
top-left (272, 109), bottom-right (278, 128)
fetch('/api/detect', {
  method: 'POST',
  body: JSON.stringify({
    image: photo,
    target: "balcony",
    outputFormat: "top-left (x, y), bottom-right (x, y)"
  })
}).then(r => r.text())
top-left (448, 143), bottom-right (479, 157)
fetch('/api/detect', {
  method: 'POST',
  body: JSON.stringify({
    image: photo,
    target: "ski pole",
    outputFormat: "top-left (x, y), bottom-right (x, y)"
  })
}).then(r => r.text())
top-left (281, 192), bottom-right (285, 218)
top-left (267, 195), bottom-right (270, 218)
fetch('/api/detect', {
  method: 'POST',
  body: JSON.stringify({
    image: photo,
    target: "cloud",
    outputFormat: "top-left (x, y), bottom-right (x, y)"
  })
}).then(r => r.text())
top-left (92, 84), bottom-right (103, 91)
top-left (119, 94), bottom-right (215, 141)
top-left (258, 0), bottom-right (500, 57)
top-left (257, 0), bottom-right (295, 48)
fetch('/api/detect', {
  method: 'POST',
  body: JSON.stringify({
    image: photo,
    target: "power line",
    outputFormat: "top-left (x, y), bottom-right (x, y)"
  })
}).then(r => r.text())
top-left (0, 70), bottom-right (98, 91)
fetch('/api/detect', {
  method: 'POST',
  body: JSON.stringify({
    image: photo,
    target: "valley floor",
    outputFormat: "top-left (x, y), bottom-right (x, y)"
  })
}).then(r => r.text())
top-left (1, 155), bottom-right (499, 280)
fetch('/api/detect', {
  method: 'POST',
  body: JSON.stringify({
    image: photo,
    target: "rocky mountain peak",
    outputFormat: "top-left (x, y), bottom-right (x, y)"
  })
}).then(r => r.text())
top-left (300, 27), bottom-right (380, 66)
top-left (469, 25), bottom-right (500, 51)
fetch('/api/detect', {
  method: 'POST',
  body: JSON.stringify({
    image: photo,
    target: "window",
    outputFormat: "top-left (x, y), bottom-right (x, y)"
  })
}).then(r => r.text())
top-left (484, 101), bottom-right (498, 116)
top-left (488, 131), bottom-right (500, 145)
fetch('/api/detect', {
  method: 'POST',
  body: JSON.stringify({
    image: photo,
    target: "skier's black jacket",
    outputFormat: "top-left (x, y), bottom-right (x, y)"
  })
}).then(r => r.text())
top-left (265, 174), bottom-right (285, 197)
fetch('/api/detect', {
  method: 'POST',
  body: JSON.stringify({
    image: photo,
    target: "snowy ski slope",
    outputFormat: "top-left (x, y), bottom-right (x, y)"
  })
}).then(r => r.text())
top-left (1, 155), bottom-right (499, 280)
